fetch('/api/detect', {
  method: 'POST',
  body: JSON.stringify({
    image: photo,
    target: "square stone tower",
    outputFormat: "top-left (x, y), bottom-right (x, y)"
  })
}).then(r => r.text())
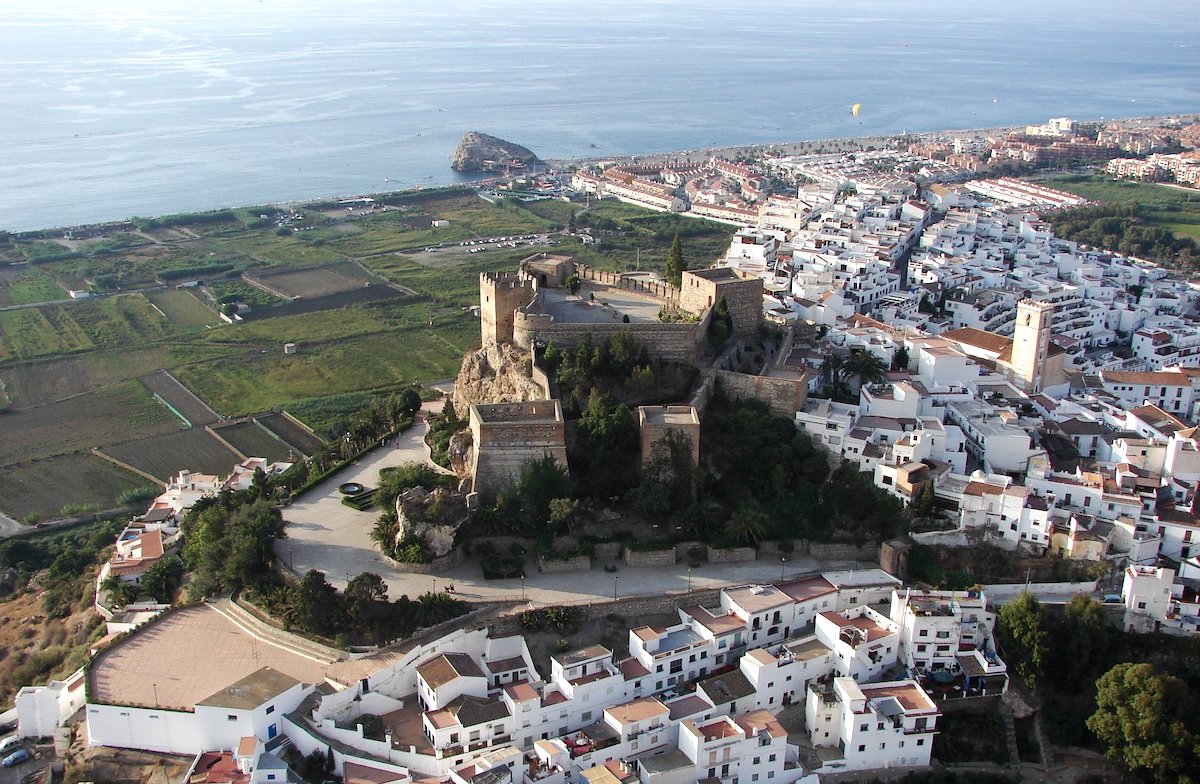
top-left (638, 405), bottom-right (701, 468)
top-left (480, 271), bottom-right (538, 346)
top-left (679, 268), bottom-right (763, 337)
top-left (1010, 299), bottom-right (1054, 393)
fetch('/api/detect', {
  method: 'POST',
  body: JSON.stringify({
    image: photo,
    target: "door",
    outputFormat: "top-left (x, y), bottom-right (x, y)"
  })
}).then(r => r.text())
top-left (268, 723), bottom-right (278, 739)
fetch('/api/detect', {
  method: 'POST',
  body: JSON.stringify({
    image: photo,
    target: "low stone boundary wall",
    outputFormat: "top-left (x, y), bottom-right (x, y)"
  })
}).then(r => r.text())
top-left (808, 541), bottom-right (878, 561)
top-left (538, 555), bottom-right (592, 573)
top-left (707, 545), bottom-right (756, 564)
top-left (623, 547), bottom-right (677, 567)
top-left (381, 547), bottom-right (465, 574)
top-left (593, 542), bottom-right (623, 559)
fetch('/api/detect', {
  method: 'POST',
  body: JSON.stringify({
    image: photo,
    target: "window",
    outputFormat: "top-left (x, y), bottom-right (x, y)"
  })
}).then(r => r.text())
top-left (858, 745), bottom-right (866, 752)
top-left (265, 705), bottom-right (274, 715)
top-left (582, 711), bottom-right (592, 722)
top-left (227, 715), bottom-right (237, 722)
top-left (917, 738), bottom-right (925, 746)
top-left (860, 723), bottom-right (868, 732)
top-left (918, 629), bottom-right (928, 637)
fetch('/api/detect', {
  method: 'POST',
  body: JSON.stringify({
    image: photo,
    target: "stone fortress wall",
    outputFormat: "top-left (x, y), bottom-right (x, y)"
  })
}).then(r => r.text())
top-left (467, 400), bottom-right (568, 498)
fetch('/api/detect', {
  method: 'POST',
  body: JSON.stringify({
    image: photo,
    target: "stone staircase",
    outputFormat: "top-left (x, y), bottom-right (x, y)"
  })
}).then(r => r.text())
top-left (999, 704), bottom-right (1021, 766)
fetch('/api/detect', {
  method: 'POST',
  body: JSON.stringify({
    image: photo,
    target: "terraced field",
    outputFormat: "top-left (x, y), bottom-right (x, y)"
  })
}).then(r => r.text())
top-left (99, 428), bottom-right (241, 481)
top-left (211, 419), bottom-right (304, 462)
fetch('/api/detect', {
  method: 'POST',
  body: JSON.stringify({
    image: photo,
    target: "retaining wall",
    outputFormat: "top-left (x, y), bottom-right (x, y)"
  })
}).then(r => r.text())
top-left (381, 547), bottom-right (466, 574)
top-left (623, 547), bottom-right (677, 567)
top-left (707, 545), bottom-right (757, 564)
top-left (538, 555), bottom-right (592, 574)
top-left (593, 542), bottom-right (623, 560)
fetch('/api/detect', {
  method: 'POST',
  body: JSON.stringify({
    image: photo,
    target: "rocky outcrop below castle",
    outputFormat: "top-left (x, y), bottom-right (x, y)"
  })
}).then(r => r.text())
top-left (395, 486), bottom-right (467, 558)
top-left (452, 342), bottom-right (546, 414)
top-left (451, 131), bottom-right (540, 173)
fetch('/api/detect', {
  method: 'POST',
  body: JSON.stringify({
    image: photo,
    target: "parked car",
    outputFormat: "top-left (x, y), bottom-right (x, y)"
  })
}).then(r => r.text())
top-left (1, 749), bottom-right (29, 768)
top-left (0, 735), bottom-right (20, 754)
top-left (1102, 594), bottom-right (1123, 604)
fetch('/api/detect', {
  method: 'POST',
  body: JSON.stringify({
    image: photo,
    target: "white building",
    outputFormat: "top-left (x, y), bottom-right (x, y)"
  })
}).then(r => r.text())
top-left (805, 678), bottom-right (939, 773)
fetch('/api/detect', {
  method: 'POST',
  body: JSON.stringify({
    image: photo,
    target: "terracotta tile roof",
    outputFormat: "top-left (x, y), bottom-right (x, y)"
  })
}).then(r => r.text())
top-left (416, 653), bottom-right (485, 689)
top-left (1102, 370), bottom-right (1191, 386)
top-left (941, 327), bottom-right (1012, 355)
top-left (735, 709), bottom-right (788, 739)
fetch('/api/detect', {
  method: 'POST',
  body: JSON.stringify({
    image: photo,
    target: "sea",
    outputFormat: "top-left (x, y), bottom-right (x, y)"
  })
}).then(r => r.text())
top-left (1, 0), bottom-right (1198, 233)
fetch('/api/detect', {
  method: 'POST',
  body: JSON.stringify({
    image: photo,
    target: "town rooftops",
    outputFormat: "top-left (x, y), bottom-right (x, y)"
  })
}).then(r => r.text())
top-left (941, 327), bottom-right (1012, 355)
top-left (428, 694), bottom-right (510, 729)
top-left (725, 584), bottom-right (792, 613)
top-left (553, 644), bottom-right (611, 667)
top-left (735, 709), bottom-right (788, 739)
top-left (820, 611), bottom-right (893, 644)
top-left (697, 669), bottom-right (755, 705)
top-left (605, 697), bottom-right (668, 725)
top-left (636, 750), bottom-right (692, 775)
top-left (682, 605), bottom-right (744, 636)
top-left (860, 681), bottom-right (938, 714)
top-left (1101, 369), bottom-right (1192, 386)
top-left (417, 652), bottom-right (485, 689)
top-left (502, 681), bottom-right (539, 702)
top-left (195, 667), bottom-right (300, 711)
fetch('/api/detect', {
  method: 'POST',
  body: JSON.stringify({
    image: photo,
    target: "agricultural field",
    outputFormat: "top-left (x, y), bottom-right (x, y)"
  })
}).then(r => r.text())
top-left (0, 306), bottom-right (94, 362)
top-left (255, 412), bottom-right (327, 454)
top-left (1043, 174), bottom-right (1200, 242)
top-left (0, 188), bottom-right (709, 517)
top-left (0, 347), bottom-right (171, 409)
top-left (99, 427), bottom-right (240, 481)
top-left (145, 288), bottom-right (218, 329)
top-left (172, 320), bottom-right (473, 415)
top-left (0, 379), bottom-right (181, 467)
top-left (244, 264), bottom-right (368, 299)
top-left (0, 453), bottom-right (147, 520)
top-left (0, 265), bottom-right (67, 306)
top-left (139, 370), bottom-right (221, 426)
top-left (211, 420), bottom-right (306, 462)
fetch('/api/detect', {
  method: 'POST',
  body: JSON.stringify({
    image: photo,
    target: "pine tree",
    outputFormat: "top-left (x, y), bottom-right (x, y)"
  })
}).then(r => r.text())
top-left (664, 234), bottom-right (686, 286)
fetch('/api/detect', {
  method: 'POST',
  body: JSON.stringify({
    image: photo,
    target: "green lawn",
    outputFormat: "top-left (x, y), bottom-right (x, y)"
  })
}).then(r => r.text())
top-left (1043, 174), bottom-right (1200, 243)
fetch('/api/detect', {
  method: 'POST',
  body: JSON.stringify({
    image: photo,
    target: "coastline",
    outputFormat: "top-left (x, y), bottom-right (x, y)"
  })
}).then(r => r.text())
top-left (7, 112), bottom-right (1197, 237)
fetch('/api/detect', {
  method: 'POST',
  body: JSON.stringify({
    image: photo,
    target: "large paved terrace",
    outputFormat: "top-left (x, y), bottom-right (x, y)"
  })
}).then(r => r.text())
top-left (89, 603), bottom-right (330, 711)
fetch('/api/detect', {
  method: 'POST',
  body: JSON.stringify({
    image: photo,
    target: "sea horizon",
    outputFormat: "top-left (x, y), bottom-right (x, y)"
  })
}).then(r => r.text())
top-left (2, 0), bottom-right (1198, 233)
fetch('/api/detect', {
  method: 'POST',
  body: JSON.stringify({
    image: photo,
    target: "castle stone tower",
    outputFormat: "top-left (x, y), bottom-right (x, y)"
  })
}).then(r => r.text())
top-left (1010, 299), bottom-right (1054, 393)
top-left (479, 272), bottom-right (537, 346)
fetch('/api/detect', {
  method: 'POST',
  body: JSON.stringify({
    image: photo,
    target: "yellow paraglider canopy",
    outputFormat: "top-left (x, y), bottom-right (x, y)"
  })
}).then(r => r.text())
top-left (851, 103), bottom-right (862, 117)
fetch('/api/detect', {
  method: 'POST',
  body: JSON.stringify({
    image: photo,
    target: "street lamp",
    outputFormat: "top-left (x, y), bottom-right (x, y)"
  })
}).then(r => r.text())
top-left (432, 577), bottom-right (437, 596)
top-left (521, 575), bottom-right (526, 602)
top-left (687, 567), bottom-right (693, 593)
top-left (613, 575), bottom-right (619, 601)
top-left (781, 556), bottom-right (787, 582)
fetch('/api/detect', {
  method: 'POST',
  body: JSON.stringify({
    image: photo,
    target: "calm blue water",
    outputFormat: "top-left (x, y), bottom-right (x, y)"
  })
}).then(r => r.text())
top-left (1, 0), bottom-right (1197, 232)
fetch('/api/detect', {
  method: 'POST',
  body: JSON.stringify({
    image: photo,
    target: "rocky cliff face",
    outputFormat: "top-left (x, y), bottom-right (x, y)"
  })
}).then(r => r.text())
top-left (451, 131), bottom-right (540, 173)
top-left (395, 486), bottom-right (467, 558)
top-left (452, 342), bottom-right (546, 414)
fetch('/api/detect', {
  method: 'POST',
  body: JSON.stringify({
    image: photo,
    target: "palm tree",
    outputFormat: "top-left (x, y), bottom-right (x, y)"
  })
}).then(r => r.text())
top-left (820, 353), bottom-right (848, 398)
top-left (845, 351), bottom-right (888, 392)
top-left (100, 575), bottom-right (138, 608)
top-left (724, 506), bottom-right (768, 546)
